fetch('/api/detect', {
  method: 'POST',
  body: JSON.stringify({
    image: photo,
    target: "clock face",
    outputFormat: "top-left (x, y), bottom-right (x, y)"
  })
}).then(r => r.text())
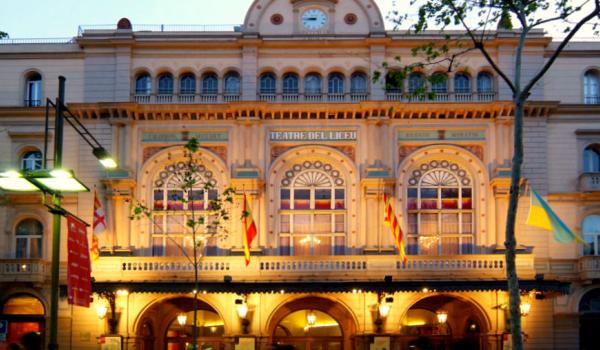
top-left (301, 9), bottom-right (327, 31)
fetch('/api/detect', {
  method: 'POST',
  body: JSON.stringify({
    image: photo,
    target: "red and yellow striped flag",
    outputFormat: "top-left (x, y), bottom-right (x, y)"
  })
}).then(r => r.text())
top-left (91, 189), bottom-right (107, 261)
top-left (383, 193), bottom-right (408, 263)
top-left (242, 193), bottom-right (257, 266)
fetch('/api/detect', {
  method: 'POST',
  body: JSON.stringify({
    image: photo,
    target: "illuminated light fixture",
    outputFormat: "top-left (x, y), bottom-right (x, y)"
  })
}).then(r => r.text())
top-left (27, 169), bottom-right (89, 193)
top-left (436, 310), bottom-right (448, 324)
top-left (306, 310), bottom-right (317, 326)
top-left (299, 236), bottom-right (321, 245)
top-left (116, 289), bottom-right (129, 297)
top-left (235, 298), bottom-right (248, 319)
top-left (280, 289), bottom-right (285, 294)
top-left (92, 147), bottom-right (118, 169)
top-left (378, 296), bottom-right (394, 318)
top-left (422, 287), bottom-right (429, 293)
top-left (0, 170), bottom-right (40, 192)
top-left (520, 301), bottom-right (532, 317)
top-left (177, 313), bottom-right (188, 327)
top-left (96, 303), bottom-right (108, 320)
top-left (21, 264), bottom-right (28, 271)
top-left (210, 326), bottom-right (217, 333)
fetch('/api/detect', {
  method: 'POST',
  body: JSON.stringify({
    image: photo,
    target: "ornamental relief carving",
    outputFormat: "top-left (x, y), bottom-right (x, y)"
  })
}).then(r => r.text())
top-left (399, 144), bottom-right (484, 164)
top-left (143, 145), bottom-right (227, 164)
top-left (271, 145), bottom-right (355, 163)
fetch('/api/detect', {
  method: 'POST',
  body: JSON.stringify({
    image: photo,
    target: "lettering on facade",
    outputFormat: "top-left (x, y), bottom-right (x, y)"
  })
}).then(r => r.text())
top-left (270, 130), bottom-right (357, 142)
top-left (142, 131), bottom-right (229, 143)
top-left (398, 129), bottom-right (486, 141)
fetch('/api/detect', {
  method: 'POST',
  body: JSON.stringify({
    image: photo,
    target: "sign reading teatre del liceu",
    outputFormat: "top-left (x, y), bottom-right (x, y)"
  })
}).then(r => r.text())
top-left (270, 130), bottom-right (357, 142)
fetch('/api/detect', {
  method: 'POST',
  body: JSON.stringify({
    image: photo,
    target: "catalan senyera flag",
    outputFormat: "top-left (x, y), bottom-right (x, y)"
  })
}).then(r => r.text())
top-left (526, 190), bottom-right (585, 243)
top-left (91, 189), bottom-right (107, 261)
top-left (242, 193), bottom-right (257, 266)
top-left (383, 193), bottom-right (408, 263)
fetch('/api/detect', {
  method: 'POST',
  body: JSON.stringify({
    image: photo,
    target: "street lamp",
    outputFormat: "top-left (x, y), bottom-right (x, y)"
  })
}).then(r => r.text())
top-left (0, 77), bottom-right (118, 350)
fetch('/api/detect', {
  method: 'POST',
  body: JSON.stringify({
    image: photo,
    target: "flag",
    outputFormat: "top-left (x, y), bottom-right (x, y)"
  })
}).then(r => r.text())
top-left (383, 193), bottom-right (408, 262)
top-left (526, 190), bottom-right (585, 243)
top-left (67, 214), bottom-right (91, 307)
top-left (91, 189), bottom-right (107, 261)
top-left (242, 193), bottom-right (257, 266)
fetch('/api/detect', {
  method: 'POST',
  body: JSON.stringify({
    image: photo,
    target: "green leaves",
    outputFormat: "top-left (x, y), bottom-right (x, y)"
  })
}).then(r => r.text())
top-left (0, 31), bottom-right (7, 39)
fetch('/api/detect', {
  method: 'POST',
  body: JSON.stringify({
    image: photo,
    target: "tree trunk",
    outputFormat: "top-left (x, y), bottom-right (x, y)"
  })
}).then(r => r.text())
top-left (505, 97), bottom-right (525, 350)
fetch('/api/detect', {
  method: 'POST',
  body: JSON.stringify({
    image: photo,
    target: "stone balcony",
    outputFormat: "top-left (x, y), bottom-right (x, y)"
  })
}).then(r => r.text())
top-left (0, 259), bottom-right (50, 283)
top-left (91, 254), bottom-right (536, 283)
top-left (579, 256), bottom-right (600, 281)
top-left (579, 172), bottom-right (600, 192)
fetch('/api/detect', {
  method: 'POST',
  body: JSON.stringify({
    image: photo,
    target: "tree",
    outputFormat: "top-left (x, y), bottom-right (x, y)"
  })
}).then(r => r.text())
top-left (0, 31), bottom-right (8, 39)
top-left (130, 138), bottom-right (234, 350)
top-left (386, 1), bottom-right (600, 349)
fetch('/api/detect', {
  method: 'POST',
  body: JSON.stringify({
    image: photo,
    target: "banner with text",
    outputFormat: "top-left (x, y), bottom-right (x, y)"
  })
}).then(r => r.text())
top-left (67, 215), bottom-right (91, 307)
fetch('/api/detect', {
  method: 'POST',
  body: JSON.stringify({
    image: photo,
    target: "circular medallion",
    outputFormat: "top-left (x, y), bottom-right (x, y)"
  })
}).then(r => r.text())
top-left (344, 13), bottom-right (358, 25)
top-left (271, 13), bottom-right (284, 25)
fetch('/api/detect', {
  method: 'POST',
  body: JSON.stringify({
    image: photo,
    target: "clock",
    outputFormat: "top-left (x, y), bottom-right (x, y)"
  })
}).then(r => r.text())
top-left (301, 8), bottom-right (328, 31)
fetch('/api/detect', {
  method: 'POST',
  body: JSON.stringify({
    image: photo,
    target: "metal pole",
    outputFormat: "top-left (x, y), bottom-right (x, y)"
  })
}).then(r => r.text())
top-left (48, 76), bottom-right (66, 350)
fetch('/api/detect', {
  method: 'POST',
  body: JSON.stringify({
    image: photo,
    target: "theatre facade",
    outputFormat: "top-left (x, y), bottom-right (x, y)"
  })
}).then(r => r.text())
top-left (1, 0), bottom-right (600, 349)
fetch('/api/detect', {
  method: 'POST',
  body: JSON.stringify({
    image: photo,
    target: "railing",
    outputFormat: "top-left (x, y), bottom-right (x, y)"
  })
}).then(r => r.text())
top-left (0, 38), bottom-right (75, 45)
top-left (584, 96), bottom-right (600, 104)
top-left (78, 24), bottom-right (243, 36)
top-left (386, 91), bottom-right (497, 102)
top-left (579, 256), bottom-right (600, 280)
top-left (579, 172), bottom-right (600, 192)
top-left (92, 254), bottom-right (535, 282)
top-left (24, 99), bottom-right (42, 107)
top-left (0, 259), bottom-right (50, 283)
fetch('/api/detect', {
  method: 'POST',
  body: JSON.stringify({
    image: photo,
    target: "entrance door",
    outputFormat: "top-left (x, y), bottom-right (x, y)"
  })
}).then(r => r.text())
top-left (273, 310), bottom-right (342, 350)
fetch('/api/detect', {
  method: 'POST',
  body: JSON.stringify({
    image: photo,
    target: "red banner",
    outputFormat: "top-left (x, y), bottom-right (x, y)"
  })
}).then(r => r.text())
top-left (67, 215), bottom-right (91, 307)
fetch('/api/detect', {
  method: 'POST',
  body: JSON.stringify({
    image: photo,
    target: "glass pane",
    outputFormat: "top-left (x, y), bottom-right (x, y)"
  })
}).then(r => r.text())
top-left (280, 236), bottom-right (290, 256)
top-left (408, 188), bottom-right (418, 210)
top-left (461, 237), bottom-right (474, 254)
top-left (315, 189), bottom-right (331, 209)
top-left (189, 190), bottom-right (204, 210)
top-left (152, 237), bottom-right (165, 256)
top-left (584, 235), bottom-right (596, 255)
top-left (280, 189), bottom-right (290, 209)
top-left (293, 236), bottom-right (311, 256)
top-left (182, 235), bottom-right (194, 257)
top-left (420, 213), bottom-right (438, 235)
top-left (408, 214), bottom-right (418, 235)
top-left (29, 238), bottom-right (42, 258)
top-left (441, 213), bottom-right (459, 234)
top-left (334, 236), bottom-right (345, 255)
top-left (462, 188), bottom-right (472, 209)
top-left (314, 214), bottom-right (331, 233)
top-left (280, 215), bottom-right (290, 233)
top-left (462, 213), bottom-right (473, 234)
top-left (334, 214), bottom-right (345, 233)
top-left (314, 236), bottom-right (332, 256)
top-left (207, 190), bottom-right (218, 209)
top-left (293, 189), bottom-right (310, 209)
top-left (154, 190), bottom-right (165, 210)
top-left (167, 190), bottom-right (184, 210)
top-left (152, 216), bottom-right (164, 234)
top-left (441, 237), bottom-right (459, 255)
top-left (420, 188), bottom-right (438, 209)
top-left (419, 236), bottom-right (438, 256)
top-left (335, 189), bottom-right (345, 209)
top-left (166, 237), bottom-right (182, 256)
top-left (167, 215), bottom-right (185, 234)
top-left (407, 237), bottom-right (418, 255)
top-left (16, 238), bottom-right (27, 258)
top-left (293, 214), bottom-right (310, 234)
top-left (441, 188), bottom-right (459, 209)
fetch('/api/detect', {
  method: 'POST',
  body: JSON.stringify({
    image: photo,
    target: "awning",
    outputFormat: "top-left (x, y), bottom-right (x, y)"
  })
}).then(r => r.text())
top-left (88, 279), bottom-right (570, 295)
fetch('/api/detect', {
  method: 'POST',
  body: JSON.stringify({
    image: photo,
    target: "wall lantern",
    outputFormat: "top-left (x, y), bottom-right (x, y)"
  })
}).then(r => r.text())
top-left (436, 310), bottom-right (448, 324)
top-left (378, 296), bottom-right (394, 318)
top-left (96, 303), bottom-right (108, 320)
top-left (306, 310), bottom-right (317, 326)
top-left (520, 301), bottom-right (532, 317)
top-left (177, 313), bottom-right (188, 327)
top-left (235, 298), bottom-right (248, 319)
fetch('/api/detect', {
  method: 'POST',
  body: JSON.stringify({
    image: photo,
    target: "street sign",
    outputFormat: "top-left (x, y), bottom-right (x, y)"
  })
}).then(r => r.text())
top-left (0, 320), bottom-right (7, 335)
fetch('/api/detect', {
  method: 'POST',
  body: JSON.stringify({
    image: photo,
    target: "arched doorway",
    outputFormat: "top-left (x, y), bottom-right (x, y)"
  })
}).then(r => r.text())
top-left (135, 297), bottom-right (225, 350)
top-left (267, 297), bottom-right (356, 350)
top-left (399, 295), bottom-right (488, 350)
top-left (579, 288), bottom-right (600, 350)
top-left (0, 294), bottom-right (45, 350)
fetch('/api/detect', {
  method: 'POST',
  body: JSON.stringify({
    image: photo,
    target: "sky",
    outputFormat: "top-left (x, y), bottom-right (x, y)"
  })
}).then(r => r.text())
top-left (0, 0), bottom-right (597, 40)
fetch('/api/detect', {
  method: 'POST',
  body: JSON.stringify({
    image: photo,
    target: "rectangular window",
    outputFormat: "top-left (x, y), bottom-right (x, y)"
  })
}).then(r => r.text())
top-left (441, 188), bottom-right (459, 209)
top-left (280, 215), bottom-right (290, 233)
top-left (420, 188), bottom-right (438, 209)
top-left (334, 236), bottom-right (345, 255)
top-left (293, 236), bottom-right (312, 256)
top-left (334, 214), bottom-right (345, 233)
top-left (407, 188), bottom-right (418, 210)
top-left (16, 238), bottom-right (27, 258)
top-left (314, 214), bottom-right (331, 234)
top-left (154, 190), bottom-right (165, 210)
top-left (279, 236), bottom-right (291, 256)
top-left (280, 189), bottom-right (290, 209)
top-left (314, 236), bottom-right (332, 255)
top-left (462, 188), bottom-right (472, 209)
top-left (335, 189), bottom-right (345, 209)
top-left (167, 215), bottom-right (185, 234)
top-left (293, 214), bottom-right (311, 234)
top-left (441, 237), bottom-right (459, 255)
top-left (314, 189), bottom-right (331, 209)
top-left (293, 189), bottom-right (310, 209)
top-left (152, 237), bottom-right (165, 256)
top-left (189, 190), bottom-right (204, 210)
top-left (167, 190), bottom-right (184, 210)
top-left (441, 213), bottom-right (459, 234)
top-left (420, 213), bottom-right (438, 235)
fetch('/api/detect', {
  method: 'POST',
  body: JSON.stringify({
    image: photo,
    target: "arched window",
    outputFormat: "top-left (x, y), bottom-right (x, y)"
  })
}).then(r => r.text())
top-left (151, 162), bottom-right (219, 257)
top-left (583, 215), bottom-right (600, 255)
top-left (477, 72), bottom-right (493, 93)
top-left (408, 73), bottom-right (425, 93)
top-left (283, 73), bottom-right (299, 94)
top-left (135, 73), bottom-right (152, 95)
top-left (21, 150), bottom-right (43, 171)
top-left (202, 73), bottom-right (218, 95)
top-left (350, 72), bottom-right (368, 94)
top-left (259, 73), bottom-right (277, 94)
top-left (279, 161), bottom-right (346, 256)
top-left (157, 74), bottom-right (174, 95)
top-left (328, 73), bottom-right (345, 95)
top-left (431, 73), bottom-right (448, 94)
top-left (385, 71), bottom-right (403, 93)
top-left (454, 73), bottom-right (471, 94)
top-left (584, 145), bottom-right (600, 172)
top-left (406, 160), bottom-right (474, 255)
top-left (25, 72), bottom-right (42, 107)
top-left (15, 219), bottom-right (43, 258)
top-left (584, 70), bottom-right (600, 104)
top-left (179, 74), bottom-right (196, 95)
top-left (224, 72), bottom-right (241, 95)
top-left (304, 73), bottom-right (322, 95)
